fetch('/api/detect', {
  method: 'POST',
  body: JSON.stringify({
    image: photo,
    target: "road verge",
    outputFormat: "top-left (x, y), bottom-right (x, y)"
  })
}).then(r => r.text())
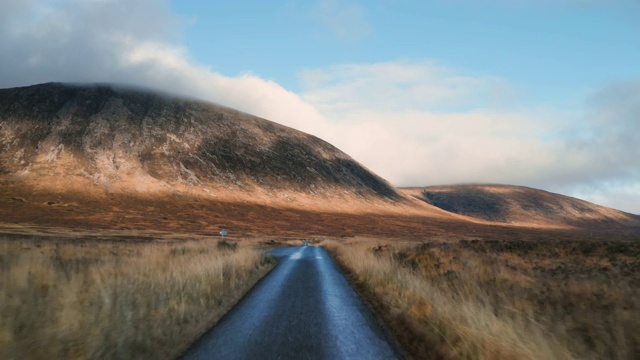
top-left (322, 238), bottom-right (571, 360)
top-left (0, 235), bottom-right (276, 359)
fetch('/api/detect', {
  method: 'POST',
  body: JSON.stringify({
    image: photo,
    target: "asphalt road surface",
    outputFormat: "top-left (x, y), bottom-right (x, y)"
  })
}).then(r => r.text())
top-left (180, 245), bottom-right (403, 360)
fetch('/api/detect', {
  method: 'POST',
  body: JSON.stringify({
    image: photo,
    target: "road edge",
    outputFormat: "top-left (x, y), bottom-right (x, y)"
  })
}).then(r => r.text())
top-left (175, 253), bottom-right (278, 359)
top-left (322, 245), bottom-right (416, 360)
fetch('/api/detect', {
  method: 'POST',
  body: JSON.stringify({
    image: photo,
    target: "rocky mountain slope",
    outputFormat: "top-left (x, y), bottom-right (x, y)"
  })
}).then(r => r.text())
top-left (0, 83), bottom-right (400, 203)
top-left (402, 185), bottom-right (640, 231)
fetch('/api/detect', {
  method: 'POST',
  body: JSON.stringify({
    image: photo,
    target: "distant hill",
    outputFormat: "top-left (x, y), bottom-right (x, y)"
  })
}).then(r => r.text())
top-left (0, 83), bottom-right (400, 202)
top-left (401, 185), bottom-right (640, 231)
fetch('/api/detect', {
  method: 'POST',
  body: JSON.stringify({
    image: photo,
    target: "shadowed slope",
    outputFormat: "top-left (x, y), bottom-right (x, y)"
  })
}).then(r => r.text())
top-left (402, 184), bottom-right (640, 231)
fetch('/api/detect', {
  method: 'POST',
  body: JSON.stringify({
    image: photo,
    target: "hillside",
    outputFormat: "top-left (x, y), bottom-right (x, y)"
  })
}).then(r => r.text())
top-left (0, 83), bottom-right (400, 203)
top-left (0, 83), bottom-right (449, 235)
top-left (402, 184), bottom-right (640, 232)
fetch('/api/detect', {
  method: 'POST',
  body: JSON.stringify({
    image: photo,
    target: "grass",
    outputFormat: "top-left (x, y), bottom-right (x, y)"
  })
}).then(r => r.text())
top-left (0, 235), bottom-right (275, 359)
top-left (323, 237), bottom-right (640, 360)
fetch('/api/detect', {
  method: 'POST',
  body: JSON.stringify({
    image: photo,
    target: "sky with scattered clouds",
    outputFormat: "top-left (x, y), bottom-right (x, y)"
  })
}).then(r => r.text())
top-left (1, 0), bottom-right (639, 213)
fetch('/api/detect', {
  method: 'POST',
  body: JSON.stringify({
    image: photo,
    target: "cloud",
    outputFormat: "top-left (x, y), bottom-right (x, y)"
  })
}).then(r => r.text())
top-left (547, 81), bottom-right (640, 188)
top-left (555, 80), bottom-right (640, 212)
top-left (0, 0), bottom-right (180, 85)
top-left (0, 0), bottom-right (328, 136)
top-left (314, 110), bottom-right (563, 185)
top-left (298, 62), bottom-right (558, 184)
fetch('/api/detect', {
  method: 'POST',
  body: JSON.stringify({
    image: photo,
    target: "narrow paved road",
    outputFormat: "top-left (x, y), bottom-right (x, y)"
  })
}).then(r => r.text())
top-left (180, 246), bottom-right (403, 360)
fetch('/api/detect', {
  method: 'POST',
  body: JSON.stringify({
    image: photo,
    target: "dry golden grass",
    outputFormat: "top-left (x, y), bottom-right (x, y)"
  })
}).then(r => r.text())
top-left (0, 235), bottom-right (275, 359)
top-left (324, 237), bottom-right (639, 360)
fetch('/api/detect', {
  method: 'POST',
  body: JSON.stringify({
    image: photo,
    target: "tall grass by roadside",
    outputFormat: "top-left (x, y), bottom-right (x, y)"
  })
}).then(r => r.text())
top-left (0, 236), bottom-right (275, 360)
top-left (324, 238), bottom-right (639, 360)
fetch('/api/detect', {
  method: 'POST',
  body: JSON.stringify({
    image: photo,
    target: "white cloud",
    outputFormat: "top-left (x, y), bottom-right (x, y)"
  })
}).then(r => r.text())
top-left (298, 62), bottom-right (558, 184)
top-left (0, 0), bottom-right (328, 136)
top-left (311, 110), bottom-right (560, 185)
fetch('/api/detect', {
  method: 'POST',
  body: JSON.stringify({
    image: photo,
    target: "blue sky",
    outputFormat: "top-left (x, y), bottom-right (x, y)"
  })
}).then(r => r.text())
top-left (171, 1), bottom-right (639, 106)
top-left (1, 0), bottom-right (639, 213)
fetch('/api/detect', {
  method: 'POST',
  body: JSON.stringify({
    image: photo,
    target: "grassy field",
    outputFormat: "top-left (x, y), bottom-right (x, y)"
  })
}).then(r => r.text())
top-left (324, 237), bottom-right (639, 360)
top-left (0, 235), bottom-right (275, 359)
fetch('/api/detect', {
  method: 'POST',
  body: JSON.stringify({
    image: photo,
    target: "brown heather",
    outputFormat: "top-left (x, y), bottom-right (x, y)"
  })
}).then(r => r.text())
top-left (323, 237), bottom-right (639, 360)
top-left (0, 235), bottom-right (275, 359)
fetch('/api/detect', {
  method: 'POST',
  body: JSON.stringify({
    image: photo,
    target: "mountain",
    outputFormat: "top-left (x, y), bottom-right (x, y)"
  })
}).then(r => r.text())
top-left (0, 83), bottom-right (637, 238)
top-left (401, 184), bottom-right (640, 232)
top-left (0, 83), bottom-right (400, 203)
